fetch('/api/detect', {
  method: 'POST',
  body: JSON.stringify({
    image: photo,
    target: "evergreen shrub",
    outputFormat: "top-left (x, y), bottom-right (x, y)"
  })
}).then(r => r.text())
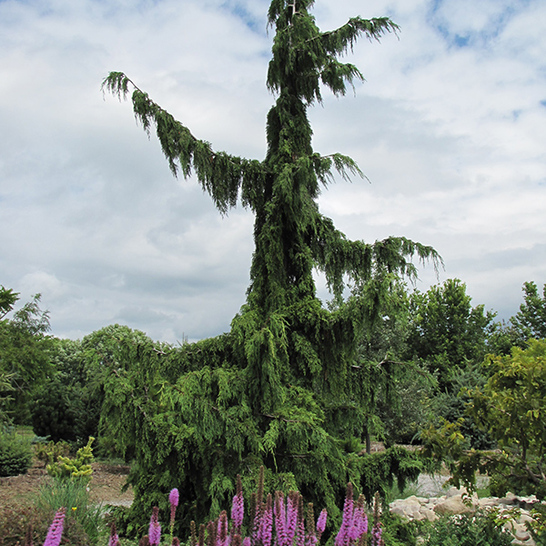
top-left (0, 429), bottom-right (32, 477)
top-left (31, 376), bottom-right (80, 443)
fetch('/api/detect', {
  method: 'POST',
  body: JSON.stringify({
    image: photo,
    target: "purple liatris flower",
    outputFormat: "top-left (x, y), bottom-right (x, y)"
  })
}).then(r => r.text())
top-left (285, 492), bottom-right (299, 546)
top-left (242, 538), bottom-right (251, 546)
top-left (349, 502), bottom-right (367, 543)
top-left (371, 522), bottom-right (382, 546)
top-left (217, 510), bottom-right (229, 546)
top-left (259, 494), bottom-right (274, 546)
top-left (231, 487), bottom-right (244, 531)
top-left (335, 484), bottom-right (354, 546)
top-left (149, 506), bottom-right (162, 545)
top-left (170, 488), bottom-right (180, 527)
top-left (316, 509), bottom-right (327, 536)
top-left (109, 522), bottom-right (120, 546)
top-left (43, 507), bottom-right (66, 546)
top-left (295, 496), bottom-right (305, 546)
top-left (274, 492), bottom-right (287, 546)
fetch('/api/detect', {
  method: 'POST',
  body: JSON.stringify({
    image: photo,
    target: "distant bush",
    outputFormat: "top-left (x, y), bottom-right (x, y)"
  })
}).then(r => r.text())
top-left (0, 429), bottom-right (32, 477)
top-left (31, 376), bottom-right (80, 443)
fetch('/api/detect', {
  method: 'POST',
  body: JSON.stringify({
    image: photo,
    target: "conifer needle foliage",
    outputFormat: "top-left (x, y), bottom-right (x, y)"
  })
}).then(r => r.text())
top-left (101, 0), bottom-right (439, 535)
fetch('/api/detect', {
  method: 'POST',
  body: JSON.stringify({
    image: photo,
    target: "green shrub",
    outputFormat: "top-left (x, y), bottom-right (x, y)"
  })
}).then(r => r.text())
top-left (423, 511), bottom-right (513, 546)
top-left (0, 429), bottom-right (32, 477)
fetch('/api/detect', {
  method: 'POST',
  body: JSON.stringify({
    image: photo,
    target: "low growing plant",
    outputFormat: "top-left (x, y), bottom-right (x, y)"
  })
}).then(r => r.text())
top-left (37, 478), bottom-right (105, 544)
top-left (422, 510), bottom-right (513, 546)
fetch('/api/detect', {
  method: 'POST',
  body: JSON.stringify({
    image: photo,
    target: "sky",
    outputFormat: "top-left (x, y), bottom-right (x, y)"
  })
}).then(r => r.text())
top-left (1, 0), bottom-right (545, 343)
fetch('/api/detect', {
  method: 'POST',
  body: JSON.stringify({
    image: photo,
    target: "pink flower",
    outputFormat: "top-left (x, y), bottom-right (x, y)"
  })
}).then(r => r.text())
top-left (170, 488), bottom-right (180, 528)
top-left (109, 522), bottom-right (120, 546)
top-left (43, 508), bottom-right (66, 546)
top-left (231, 490), bottom-right (244, 531)
top-left (316, 509), bottom-right (327, 535)
top-left (169, 488), bottom-right (180, 508)
top-left (149, 506), bottom-right (162, 545)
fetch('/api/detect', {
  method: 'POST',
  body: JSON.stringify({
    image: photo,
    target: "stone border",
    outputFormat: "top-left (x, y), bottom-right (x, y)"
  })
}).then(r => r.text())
top-left (389, 487), bottom-right (542, 546)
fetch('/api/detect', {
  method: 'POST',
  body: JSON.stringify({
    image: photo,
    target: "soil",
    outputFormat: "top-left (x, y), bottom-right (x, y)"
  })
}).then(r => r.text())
top-left (0, 459), bottom-right (134, 510)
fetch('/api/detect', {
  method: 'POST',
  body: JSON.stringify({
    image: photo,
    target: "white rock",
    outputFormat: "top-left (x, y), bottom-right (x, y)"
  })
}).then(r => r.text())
top-left (434, 495), bottom-right (475, 515)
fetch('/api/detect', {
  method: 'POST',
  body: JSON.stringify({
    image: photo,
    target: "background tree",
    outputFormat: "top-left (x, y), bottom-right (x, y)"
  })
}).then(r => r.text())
top-left (350, 280), bottom-right (434, 450)
top-left (510, 281), bottom-right (546, 341)
top-left (31, 324), bottom-right (150, 449)
top-left (102, 0), bottom-right (439, 533)
top-left (406, 279), bottom-right (495, 389)
top-left (404, 279), bottom-right (497, 449)
top-left (0, 287), bottom-right (52, 423)
top-left (423, 339), bottom-right (546, 499)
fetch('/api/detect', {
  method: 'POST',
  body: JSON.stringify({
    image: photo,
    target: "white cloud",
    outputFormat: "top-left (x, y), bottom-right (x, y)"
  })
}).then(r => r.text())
top-left (1, 0), bottom-right (545, 342)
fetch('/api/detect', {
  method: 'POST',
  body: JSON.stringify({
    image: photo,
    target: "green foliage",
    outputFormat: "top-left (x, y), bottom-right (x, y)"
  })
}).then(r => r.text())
top-left (380, 511), bottom-right (422, 546)
top-left (30, 326), bottom-right (151, 449)
top-left (0, 370), bottom-right (15, 426)
top-left (406, 279), bottom-right (495, 389)
top-left (0, 428), bottom-right (33, 477)
top-left (0, 288), bottom-right (53, 424)
top-left (0, 285), bottom-right (19, 318)
top-left (422, 511), bottom-right (513, 546)
top-left (422, 339), bottom-right (546, 499)
top-left (528, 503), bottom-right (546, 546)
top-left (511, 281), bottom-right (546, 340)
top-left (358, 447), bottom-right (423, 502)
top-left (46, 437), bottom-right (95, 483)
top-left (31, 375), bottom-right (82, 443)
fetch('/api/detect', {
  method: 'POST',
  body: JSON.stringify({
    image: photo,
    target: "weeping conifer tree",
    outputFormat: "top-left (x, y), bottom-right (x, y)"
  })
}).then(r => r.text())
top-left (101, 0), bottom-right (440, 536)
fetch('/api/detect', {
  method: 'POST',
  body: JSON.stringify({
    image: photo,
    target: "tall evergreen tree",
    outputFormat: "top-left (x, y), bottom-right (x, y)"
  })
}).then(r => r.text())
top-left (102, 0), bottom-right (439, 534)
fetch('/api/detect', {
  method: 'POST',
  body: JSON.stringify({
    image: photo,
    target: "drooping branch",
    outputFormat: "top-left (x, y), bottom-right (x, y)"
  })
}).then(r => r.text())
top-left (102, 72), bottom-right (267, 215)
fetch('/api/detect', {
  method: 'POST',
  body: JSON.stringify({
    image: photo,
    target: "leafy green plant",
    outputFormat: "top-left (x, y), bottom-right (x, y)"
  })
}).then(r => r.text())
top-left (0, 428), bottom-right (32, 477)
top-left (423, 510), bottom-right (513, 546)
top-left (31, 375), bottom-right (81, 443)
top-left (527, 503), bottom-right (546, 546)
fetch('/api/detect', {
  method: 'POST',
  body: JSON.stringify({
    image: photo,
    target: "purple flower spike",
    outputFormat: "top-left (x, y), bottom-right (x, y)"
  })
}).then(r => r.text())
top-left (149, 506), bottom-right (162, 545)
top-left (43, 508), bottom-right (66, 546)
top-left (316, 509), bottom-right (327, 535)
top-left (335, 484), bottom-right (354, 546)
top-left (231, 491), bottom-right (244, 530)
top-left (170, 488), bottom-right (180, 507)
top-left (170, 488), bottom-right (180, 527)
top-left (371, 522), bottom-right (382, 546)
top-left (242, 538), bottom-right (251, 546)
top-left (259, 494), bottom-right (274, 546)
top-left (285, 492), bottom-right (299, 546)
top-left (109, 522), bottom-right (120, 546)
